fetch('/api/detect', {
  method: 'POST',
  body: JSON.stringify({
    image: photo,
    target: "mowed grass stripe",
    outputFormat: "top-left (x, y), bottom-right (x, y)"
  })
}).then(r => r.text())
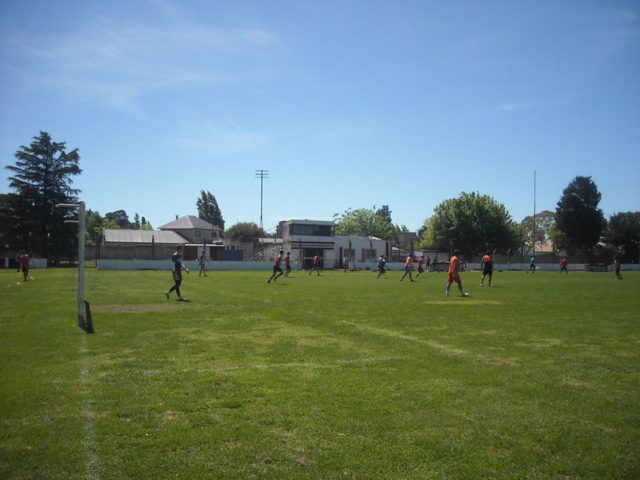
top-left (1, 268), bottom-right (638, 479)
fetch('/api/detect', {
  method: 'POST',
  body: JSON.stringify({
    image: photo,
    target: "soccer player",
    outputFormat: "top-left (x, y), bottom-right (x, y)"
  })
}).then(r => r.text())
top-left (559, 257), bottom-right (569, 275)
top-left (165, 244), bottom-right (189, 301)
top-left (416, 255), bottom-right (425, 278)
top-left (446, 249), bottom-right (469, 297)
top-left (527, 255), bottom-right (536, 273)
top-left (309, 254), bottom-right (321, 276)
top-left (426, 255), bottom-right (431, 272)
top-left (268, 249), bottom-right (285, 283)
top-left (376, 255), bottom-right (386, 279)
top-left (480, 250), bottom-right (494, 287)
top-left (613, 254), bottom-right (623, 280)
top-left (284, 252), bottom-right (292, 277)
top-left (19, 252), bottom-right (30, 282)
top-left (400, 254), bottom-right (415, 282)
top-left (198, 250), bottom-right (209, 277)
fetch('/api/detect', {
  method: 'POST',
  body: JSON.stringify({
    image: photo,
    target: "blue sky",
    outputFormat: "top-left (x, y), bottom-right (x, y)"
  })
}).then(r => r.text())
top-left (1, 0), bottom-right (638, 232)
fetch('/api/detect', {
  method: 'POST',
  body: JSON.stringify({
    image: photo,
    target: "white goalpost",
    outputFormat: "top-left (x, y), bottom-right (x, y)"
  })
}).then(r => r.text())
top-left (56, 201), bottom-right (93, 333)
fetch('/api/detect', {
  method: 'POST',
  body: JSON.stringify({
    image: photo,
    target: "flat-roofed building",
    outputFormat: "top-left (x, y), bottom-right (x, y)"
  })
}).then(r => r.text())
top-left (279, 219), bottom-right (336, 269)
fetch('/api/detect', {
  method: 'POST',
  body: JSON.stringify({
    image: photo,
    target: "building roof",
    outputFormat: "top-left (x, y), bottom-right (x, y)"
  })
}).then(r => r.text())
top-left (104, 229), bottom-right (188, 244)
top-left (283, 219), bottom-right (335, 226)
top-left (159, 215), bottom-right (221, 231)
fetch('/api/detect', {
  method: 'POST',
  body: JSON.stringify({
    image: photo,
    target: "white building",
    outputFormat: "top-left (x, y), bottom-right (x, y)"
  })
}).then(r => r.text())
top-left (278, 219), bottom-right (336, 269)
top-left (334, 235), bottom-right (389, 269)
top-left (277, 219), bottom-right (391, 269)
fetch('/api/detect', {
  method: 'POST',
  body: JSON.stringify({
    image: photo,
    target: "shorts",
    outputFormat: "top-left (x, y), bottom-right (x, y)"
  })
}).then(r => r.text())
top-left (448, 271), bottom-right (460, 284)
top-left (172, 271), bottom-right (182, 286)
top-left (483, 265), bottom-right (493, 275)
top-left (418, 266), bottom-right (424, 273)
top-left (273, 266), bottom-right (282, 274)
top-left (285, 265), bottom-right (292, 272)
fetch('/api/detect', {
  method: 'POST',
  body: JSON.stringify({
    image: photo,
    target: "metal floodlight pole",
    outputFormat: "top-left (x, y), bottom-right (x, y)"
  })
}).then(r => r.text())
top-left (255, 169), bottom-right (269, 230)
top-left (533, 170), bottom-right (537, 257)
top-left (56, 201), bottom-right (91, 333)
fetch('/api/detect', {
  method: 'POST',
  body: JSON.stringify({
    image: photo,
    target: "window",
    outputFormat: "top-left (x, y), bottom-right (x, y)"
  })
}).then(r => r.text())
top-left (194, 230), bottom-right (201, 238)
top-left (362, 248), bottom-right (377, 260)
top-left (290, 224), bottom-right (334, 237)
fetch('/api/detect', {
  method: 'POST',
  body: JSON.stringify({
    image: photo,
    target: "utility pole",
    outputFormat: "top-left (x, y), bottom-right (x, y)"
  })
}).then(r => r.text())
top-left (533, 170), bottom-right (537, 257)
top-left (255, 169), bottom-right (269, 230)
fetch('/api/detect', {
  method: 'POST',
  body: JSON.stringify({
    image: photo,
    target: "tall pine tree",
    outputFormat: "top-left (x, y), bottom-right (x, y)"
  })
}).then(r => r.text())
top-left (5, 131), bottom-right (82, 259)
top-left (196, 190), bottom-right (225, 231)
top-left (554, 176), bottom-right (606, 256)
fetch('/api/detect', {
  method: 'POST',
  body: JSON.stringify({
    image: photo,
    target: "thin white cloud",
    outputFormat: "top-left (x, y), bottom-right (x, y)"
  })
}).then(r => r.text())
top-left (469, 101), bottom-right (536, 115)
top-left (172, 120), bottom-right (269, 158)
top-left (494, 102), bottom-right (536, 113)
top-left (0, 3), bottom-right (279, 113)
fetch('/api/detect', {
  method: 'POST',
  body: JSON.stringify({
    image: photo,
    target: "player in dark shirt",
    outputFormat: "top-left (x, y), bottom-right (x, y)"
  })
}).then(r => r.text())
top-left (165, 244), bottom-right (189, 301)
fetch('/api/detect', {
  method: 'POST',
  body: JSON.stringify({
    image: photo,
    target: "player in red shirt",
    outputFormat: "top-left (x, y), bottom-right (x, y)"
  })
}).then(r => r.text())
top-left (559, 257), bottom-right (569, 275)
top-left (268, 250), bottom-right (285, 283)
top-left (308, 255), bottom-right (321, 276)
top-left (19, 252), bottom-right (30, 282)
top-left (416, 255), bottom-right (425, 278)
top-left (284, 252), bottom-right (292, 277)
top-left (446, 250), bottom-right (469, 297)
top-left (480, 250), bottom-right (494, 287)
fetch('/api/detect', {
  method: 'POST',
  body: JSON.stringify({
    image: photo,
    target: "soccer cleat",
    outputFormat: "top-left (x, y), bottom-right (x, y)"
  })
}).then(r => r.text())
top-left (461, 292), bottom-right (470, 297)
top-left (480, 284), bottom-right (483, 287)
top-left (445, 289), bottom-right (449, 296)
top-left (165, 292), bottom-right (170, 299)
top-left (178, 296), bottom-right (187, 302)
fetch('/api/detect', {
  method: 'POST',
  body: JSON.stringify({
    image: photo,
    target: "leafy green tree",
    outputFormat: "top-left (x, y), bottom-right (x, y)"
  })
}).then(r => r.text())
top-left (140, 217), bottom-right (154, 231)
top-left (224, 222), bottom-right (266, 241)
top-left (84, 209), bottom-right (104, 247)
top-left (554, 176), bottom-right (606, 255)
top-left (604, 211), bottom-right (640, 262)
top-left (197, 190), bottom-right (225, 231)
top-left (4, 131), bottom-right (82, 258)
top-left (520, 210), bottom-right (555, 252)
top-left (334, 207), bottom-right (397, 240)
top-left (423, 192), bottom-right (521, 255)
top-left (105, 210), bottom-right (132, 229)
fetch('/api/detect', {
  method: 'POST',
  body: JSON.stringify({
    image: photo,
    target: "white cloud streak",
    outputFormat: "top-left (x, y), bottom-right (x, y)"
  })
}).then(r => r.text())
top-left (0, 2), bottom-right (279, 113)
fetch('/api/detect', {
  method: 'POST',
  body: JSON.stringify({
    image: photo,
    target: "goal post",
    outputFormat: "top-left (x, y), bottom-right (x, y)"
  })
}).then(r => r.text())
top-left (56, 201), bottom-right (93, 334)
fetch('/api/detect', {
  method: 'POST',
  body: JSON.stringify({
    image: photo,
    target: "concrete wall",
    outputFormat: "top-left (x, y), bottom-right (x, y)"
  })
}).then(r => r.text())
top-left (95, 259), bottom-right (640, 272)
top-left (97, 259), bottom-right (275, 271)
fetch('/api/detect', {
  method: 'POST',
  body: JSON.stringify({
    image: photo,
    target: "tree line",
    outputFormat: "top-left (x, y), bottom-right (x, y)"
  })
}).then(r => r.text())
top-left (2, 131), bottom-right (639, 262)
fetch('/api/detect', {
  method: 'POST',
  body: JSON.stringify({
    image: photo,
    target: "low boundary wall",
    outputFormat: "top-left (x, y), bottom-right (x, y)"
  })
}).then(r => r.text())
top-left (95, 259), bottom-right (640, 272)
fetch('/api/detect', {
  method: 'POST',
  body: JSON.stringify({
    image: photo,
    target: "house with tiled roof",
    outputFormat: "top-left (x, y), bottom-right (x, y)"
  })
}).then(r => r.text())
top-left (99, 216), bottom-right (222, 261)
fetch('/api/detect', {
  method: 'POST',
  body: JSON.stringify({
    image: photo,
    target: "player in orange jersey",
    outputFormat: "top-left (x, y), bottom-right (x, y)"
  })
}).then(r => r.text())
top-left (480, 250), bottom-right (494, 287)
top-left (309, 255), bottom-right (321, 276)
top-left (400, 254), bottom-right (415, 282)
top-left (446, 249), bottom-right (469, 297)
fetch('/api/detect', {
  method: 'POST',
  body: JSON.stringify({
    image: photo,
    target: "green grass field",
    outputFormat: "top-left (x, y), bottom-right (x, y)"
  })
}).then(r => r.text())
top-left (1, 267), bottom-right (639, 479)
